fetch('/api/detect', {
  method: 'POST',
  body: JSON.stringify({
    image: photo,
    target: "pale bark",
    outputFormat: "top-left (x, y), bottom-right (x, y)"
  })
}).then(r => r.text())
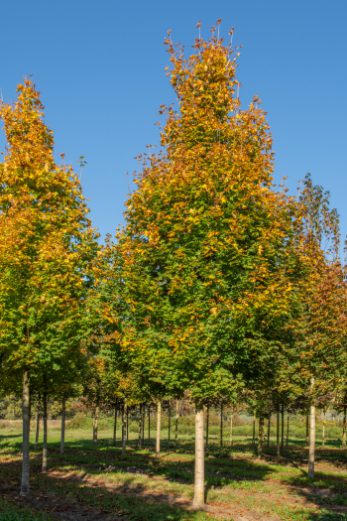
top-left (113, 405), bottom-right (117, 446)
top-left (138, 404), bottom-right (143, 449)
top-left (192, 406), bottom-right (205, 509)
top-left (175, 400), bottom-right (179, 448)
top-left (342, 406), bottom-right (346, 448)
top-left (281, 405), bottom-right (285, 453)
top-left (60, 397), bottom-right (66, 454)
top-left (147, 404), bottom-right (151, 443)
top-left (308, 378), bottom-right (316, 479)
top-left (34, 406), bottom-right (40, 450)
top-left (267, 414), bottom-right (271, 447)
top-left (276, 408), bottom-right (280, 458)
top-left (252, 409), bottom-right (256, 447)
top-left (286, 413), bottom-right (290, 447)
top-left (42, 393), bottom-right (48, 472)
top-left (205, 406), bottom-right (209, 450)
top-left (167, 403), bottom-right (171, 442)
top-left (257, 416), bottom-right (265, 457)
top-left (321, 409), bottom-right (326, 447)
top-left (121, 403), bottom-right (127, 456)
top-left (141, 403), bottom-right (145, 442)
top-left (229, 409), bottom-right (233, 447)
top-left (220, 403), bottom-right (224, 448)
top-left (156, 400), bottom-right (161, 455)
top-left (92, 404), bottom-right (99, 443)
top-left (20, 370), bottom-right (30, 496)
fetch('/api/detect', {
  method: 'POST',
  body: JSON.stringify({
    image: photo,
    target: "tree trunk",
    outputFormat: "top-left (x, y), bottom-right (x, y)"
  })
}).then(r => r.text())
top-left (286, 413), bottom-right (290, 447)
top-left (192, 406), bottom-right (205, 509)
top-left (276, 408), bottom-right (280, 458)
top-left (205, 406), bottom-right (209, 450)
top-left (306, 412), bottom-right (309, 445)
top-left (342, 405), bottom-right (346, 448)
top-left (257, 416), bottom-right (265, 457)
top-left (167, 403), bottom-right (171, 443)
top-left (220, 403), bottom-right (223, 448)
top-left (42, 392), bottom-right (48, 473)
top-left (308, 378), bottom-right (316, 479)
top-left (20, 370), bottom-right (30, 496)
top-left (156, 400), bottom-right (161, 455)
top-left (93, 404), bottom-right (99, 443)
top-left (113, 405), bottom-right (117, 446)
top-left (141, 403), bottom-right (145, 443)
top-left (267, 414), bottom-right (271, 447)
top-left (60, 397), bottom-right (66, 455)
top-left (121, 403), bottom-right (127, 457)
top-left (321, 409), bottom-right (326, 447)
top-left (252, 409), bottom-right (256, 448)
top-left (34, 406), bottom-right (40, 450)
top-left (138, 404), bottom-right (143, 449)
top-left (229, 409), bottom-right (233, 447)
top-left (147, 404), bottom-right (151, 443)
top-left (281, 405), bottom-right (285, 453)
top-left (175, 400), bottom-right (179, 448)
top-left (126, 406), bottom-right (129, 441)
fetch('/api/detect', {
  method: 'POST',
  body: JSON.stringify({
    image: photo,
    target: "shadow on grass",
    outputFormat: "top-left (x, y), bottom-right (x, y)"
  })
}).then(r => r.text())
top-left (0, 438), bottom-right (274, 521)
top-left (283, 468), bottom-right (347, 521)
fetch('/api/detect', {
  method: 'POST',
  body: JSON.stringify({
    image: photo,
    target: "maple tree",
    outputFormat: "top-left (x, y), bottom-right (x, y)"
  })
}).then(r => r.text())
top-left (276, 175), bottom-right (347, 477)
top-left (0, 80), bottom-right (97, 494)
top-left (108, 25), bottom-right (299, 507)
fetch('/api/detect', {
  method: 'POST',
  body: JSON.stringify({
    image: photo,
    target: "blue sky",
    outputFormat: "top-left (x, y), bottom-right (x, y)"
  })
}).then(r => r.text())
top-left (1, 0), bottom-right (346, 243)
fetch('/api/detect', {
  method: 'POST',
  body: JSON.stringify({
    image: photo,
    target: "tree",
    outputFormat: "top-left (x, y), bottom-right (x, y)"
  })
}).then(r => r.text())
top-left (0, 80), bottom-right (97, 494)
top-left (277, 175), bottom-right (347, 478)
top-left (112, 25), bottom-right (296, 508)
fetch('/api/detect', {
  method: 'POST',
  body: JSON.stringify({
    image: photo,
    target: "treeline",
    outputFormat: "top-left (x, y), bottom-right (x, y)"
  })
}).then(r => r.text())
top-left (0, 25), bottom-right (346, 509)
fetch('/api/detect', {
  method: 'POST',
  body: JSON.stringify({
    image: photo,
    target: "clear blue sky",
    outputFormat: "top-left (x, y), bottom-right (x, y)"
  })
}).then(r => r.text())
top-left (1, 0), bottom-right (346, 243)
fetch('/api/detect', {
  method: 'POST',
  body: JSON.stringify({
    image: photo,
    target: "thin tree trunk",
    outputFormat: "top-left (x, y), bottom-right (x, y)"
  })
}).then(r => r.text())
top-left (192, 406), bottom-right (205, 509)
top-left (220, 403), bottom-right (223, 448)
top-left (267, 414), bottom-right (271, 447)
top-left (141, 403), bottom-right (145, 443)
top-left (147, 404), bottom-right (151, 443)
top-left (126, 406), bottom-right (129, 441)
top-left (321, 409), bottom-right (326, 447)
top-left (281, 405), bottom-right (285, 453)
top-left (306, 412), bottom-right (309, 445)
top-left (167, 403), bottom-right (171, 443)
top-left (121, 403), bottom-right (127, 456)
top-left (138, 404), bottom-right (143, 449)
top-left (113, 405), bottom-right (117, 446)
top-left (229, 409), bottom-right (233, 447)
top-left (286, 413), bottom-right (290, 447)
top-left (156, 400), bottom-right (161, 455)
top-left (60, 397), bottom-right (66, 455)
top-left (342, 405), bottom-right (346, 448)
top-left (93, 404), bottom-right (99, 443)
top-left (308, 378), bottom-right (316, 479)
top-left (205, 406), bottom-right (209, 450)
top-left (276, 407), bottom-right (280, 458)
top-left (257, 416), bottom-right (265, 457)
top-left (42, 392), bottom-right (48, 473)
top-left (34, 406), bottom-right (40, 450)
top-left (20, 370), bottom-right (30, 496)
top-left (175, 400), bottom-right (179, 448)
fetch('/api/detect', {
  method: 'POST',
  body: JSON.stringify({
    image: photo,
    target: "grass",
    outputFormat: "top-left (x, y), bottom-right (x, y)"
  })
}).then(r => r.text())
top-left (0, 498), bottom-right (52, 520)
top-left (0, 413), bottom-right (346, 521)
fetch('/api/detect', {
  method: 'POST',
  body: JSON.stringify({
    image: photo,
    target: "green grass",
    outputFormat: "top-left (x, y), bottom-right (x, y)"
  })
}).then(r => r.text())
top-left (0, 414), bottom-right (346, 521)
top-left (0, 498), bottom-right (52, 521)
